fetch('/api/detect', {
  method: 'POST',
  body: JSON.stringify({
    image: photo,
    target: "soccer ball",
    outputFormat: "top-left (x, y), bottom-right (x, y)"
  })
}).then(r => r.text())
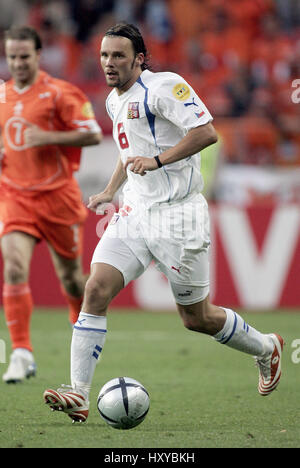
top-left (97, 377), bottom-right (150, 430)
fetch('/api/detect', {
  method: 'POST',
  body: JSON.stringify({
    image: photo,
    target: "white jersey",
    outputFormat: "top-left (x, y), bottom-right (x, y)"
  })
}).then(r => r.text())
top-left (106, 69), bottom-right (213, 208)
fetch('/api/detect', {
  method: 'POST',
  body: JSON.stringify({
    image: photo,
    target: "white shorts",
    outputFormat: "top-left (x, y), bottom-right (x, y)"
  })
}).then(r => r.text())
top-left (91, 193), bottom-right (210, 305)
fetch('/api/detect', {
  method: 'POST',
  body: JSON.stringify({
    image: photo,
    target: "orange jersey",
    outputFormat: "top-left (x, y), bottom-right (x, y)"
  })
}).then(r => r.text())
top-left (0, 70), bottom-right (100, 194)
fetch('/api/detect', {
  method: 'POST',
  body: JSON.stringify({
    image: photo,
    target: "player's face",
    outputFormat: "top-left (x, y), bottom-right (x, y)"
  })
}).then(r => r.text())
top-left (100, 36), bottom-right (144, 95)
top-left (5, 39), bottom-right (41, 88)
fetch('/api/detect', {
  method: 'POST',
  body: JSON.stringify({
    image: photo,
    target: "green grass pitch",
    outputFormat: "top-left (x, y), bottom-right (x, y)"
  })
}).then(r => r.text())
top-left (0, 308), bottom-right (299, 448)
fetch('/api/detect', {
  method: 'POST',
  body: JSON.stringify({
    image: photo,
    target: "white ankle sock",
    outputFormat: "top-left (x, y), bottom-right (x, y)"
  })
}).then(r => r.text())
top-left (14, 348), bottom-right (34, 360)
top-left (71, 311), bottom-right (107, 400)
top-left (213, 308), bottom-right (273, 357)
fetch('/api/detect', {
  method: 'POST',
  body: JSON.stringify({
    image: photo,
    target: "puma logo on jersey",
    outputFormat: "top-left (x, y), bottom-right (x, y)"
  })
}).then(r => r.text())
top-left (184, 97), bottom-right (198, 107)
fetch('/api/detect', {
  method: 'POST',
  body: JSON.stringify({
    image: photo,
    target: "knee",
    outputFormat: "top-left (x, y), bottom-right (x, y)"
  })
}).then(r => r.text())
top-left (4, 255), bottom-right (28, 284)
top-left (60, 269), bottom-right (85, 297)
top-left (84, 275), bottom-right (113, 310)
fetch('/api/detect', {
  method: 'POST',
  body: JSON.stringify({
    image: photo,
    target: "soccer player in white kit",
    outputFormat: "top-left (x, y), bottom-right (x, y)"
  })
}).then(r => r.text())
top-left (44, 23), bottom-right (284, 423)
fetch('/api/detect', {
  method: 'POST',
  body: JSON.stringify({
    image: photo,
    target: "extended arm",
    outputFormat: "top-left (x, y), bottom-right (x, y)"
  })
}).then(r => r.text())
top-left (24, 123), bottom-right (102, 148)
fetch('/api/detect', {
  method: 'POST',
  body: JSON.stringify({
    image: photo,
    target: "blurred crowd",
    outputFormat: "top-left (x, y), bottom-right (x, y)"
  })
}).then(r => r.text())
top-left (0, 0), bottom-right (300, 175)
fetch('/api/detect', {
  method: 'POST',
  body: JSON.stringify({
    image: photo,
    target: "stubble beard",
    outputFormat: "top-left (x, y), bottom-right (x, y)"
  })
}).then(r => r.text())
top-left (106, 58), bottom-right (136, 90)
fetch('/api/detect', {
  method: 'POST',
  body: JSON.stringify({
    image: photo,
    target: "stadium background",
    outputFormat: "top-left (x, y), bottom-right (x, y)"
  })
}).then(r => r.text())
top-left (0, 0), bottom-right (299, 310)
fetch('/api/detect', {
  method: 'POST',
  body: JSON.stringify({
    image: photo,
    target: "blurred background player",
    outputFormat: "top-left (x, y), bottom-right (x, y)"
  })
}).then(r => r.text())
top-left (0, 26), bottom-right (102, 383)
top-left (43, 23), bottom-right (283, 424)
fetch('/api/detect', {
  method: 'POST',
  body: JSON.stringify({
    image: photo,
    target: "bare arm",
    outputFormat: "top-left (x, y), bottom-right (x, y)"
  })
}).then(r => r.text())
top-left (24, 123), bottom-right (102, 148)
top-left (157, 122), bottom-right (218, 165)
top-left (87, 155), bottom-right (127, 212)
top-left (124, 122), bottom-right (218, 175)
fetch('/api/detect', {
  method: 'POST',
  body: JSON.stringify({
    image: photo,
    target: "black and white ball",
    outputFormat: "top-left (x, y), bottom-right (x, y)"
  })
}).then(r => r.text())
top-left (97, 377), bottom-right (150, 430)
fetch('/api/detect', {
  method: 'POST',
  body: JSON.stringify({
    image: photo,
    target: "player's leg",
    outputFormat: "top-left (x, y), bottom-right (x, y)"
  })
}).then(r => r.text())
top-left (43, 262), bottom-right (123, 423)
top-left (70, 261), bottom-right (124, 391)
top-left (175, 293), bottom-right (273, 354)
top-left (70, 234), bottom-right (148, 399)
top-left (1, 232), bottom-right (36, 349)
top-left (174, 291), bottom-right (284, 395)
top-left (44, 235), bottom-right (149, 422)
top-left (37, 180), bottom-right (88, 324)
top-left (1, 231), bottom-right (37, 383)
top-left (47, 244), bottom-right (87, 325)
top-left (161, 193), bottom-right (283, 396)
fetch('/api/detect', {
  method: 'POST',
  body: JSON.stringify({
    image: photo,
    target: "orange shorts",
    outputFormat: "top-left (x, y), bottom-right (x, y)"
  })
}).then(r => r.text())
top-left (0, 180), bottom-right (88, 259)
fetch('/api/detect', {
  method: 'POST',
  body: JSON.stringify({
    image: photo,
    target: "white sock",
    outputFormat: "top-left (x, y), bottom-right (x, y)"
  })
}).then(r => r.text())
top-left (213, 308), bottom-right (273, 357)
top-left (14, 348), bottom-right (33, 359)
top-left (71, 311), bottom-right (107, 400)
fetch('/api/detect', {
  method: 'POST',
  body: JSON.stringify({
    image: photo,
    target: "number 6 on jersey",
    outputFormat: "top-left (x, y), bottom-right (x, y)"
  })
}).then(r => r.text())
top-left (117, 122), bottom-right (129, 149)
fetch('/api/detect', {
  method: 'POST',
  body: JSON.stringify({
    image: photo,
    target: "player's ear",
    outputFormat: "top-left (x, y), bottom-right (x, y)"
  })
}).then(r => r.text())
top-left (36, 48), bottom-right (42, 62)
top-left (135, 53), bottom-right (145, 67)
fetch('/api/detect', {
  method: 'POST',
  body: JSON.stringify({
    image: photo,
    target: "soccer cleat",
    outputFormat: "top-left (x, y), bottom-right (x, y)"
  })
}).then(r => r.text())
top-left (43, 385), bottom-right (89, 423)
top-left (255, 333), bottom-right (284, 396)
top-left (2, 349), bottom-right (36, 384)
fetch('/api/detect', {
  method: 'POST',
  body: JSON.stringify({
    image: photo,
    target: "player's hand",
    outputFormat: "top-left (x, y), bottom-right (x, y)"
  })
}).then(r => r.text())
top-left (124, 156), bottom-right (158, 176)
top-left (24, 123), bottom-right (49, 147)
top-left (87, 191), bottom-right (114, 214)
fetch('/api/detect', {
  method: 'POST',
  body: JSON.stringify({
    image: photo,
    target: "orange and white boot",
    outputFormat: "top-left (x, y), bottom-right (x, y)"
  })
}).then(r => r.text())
top-left (255, 333), bottom-right (284, 396)
top-left (43, 385), bottom-right (89, 423)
